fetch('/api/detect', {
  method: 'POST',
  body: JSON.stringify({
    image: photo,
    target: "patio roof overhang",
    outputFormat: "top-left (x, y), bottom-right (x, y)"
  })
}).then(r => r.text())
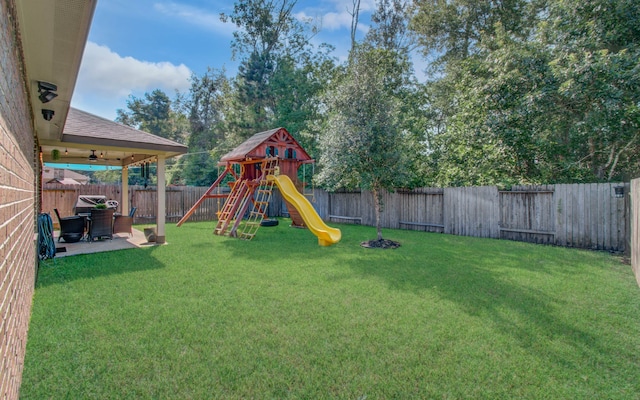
top-left (15, 0), bottom-right (97, 146)
top-left (15, 0), bottom-right (187, 166)
top-left (39, 108), bottom-right (188, 167)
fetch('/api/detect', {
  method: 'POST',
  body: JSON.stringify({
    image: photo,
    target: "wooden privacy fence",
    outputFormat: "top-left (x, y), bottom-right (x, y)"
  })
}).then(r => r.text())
top-left (43, 184), bottom-right (122, 221)
top-left (43, 182), bottom-right (631, 253)
top-left (43, 184), bottom-right (221, 224)
top-left (42, 183), bottom-right (282, 225)
top-left (631, 178), bottom-right (640, 286)
top-left (314, 183), bottom-right (631, 253)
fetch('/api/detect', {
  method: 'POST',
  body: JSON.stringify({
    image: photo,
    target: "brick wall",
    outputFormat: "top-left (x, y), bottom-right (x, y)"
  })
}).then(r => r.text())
top-left (0, 0), bottom-right (39, 398)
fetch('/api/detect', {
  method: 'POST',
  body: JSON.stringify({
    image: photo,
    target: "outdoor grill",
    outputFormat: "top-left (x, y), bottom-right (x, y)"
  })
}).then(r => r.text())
top-left (73, 195), bottom-right (106, 214)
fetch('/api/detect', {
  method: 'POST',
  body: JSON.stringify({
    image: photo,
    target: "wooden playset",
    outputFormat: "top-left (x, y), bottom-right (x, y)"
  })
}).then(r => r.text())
top-left (177, 128), bottom-right (340, 246)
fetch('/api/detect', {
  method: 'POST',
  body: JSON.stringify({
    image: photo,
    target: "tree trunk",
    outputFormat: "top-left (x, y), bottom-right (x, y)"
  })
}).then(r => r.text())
top-left (349, 0), bottom-right (361, 52)
top-left (373, 187), bottom-right (383, 241)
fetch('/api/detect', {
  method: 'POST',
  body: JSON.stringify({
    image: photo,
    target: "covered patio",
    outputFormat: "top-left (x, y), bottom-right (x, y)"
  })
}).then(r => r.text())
top-left (40, 108), bottom-right (188, 245)
top-left (52, 228), bottom-right (150, 257)
top-left (17, 0), bottom-right (186, 247)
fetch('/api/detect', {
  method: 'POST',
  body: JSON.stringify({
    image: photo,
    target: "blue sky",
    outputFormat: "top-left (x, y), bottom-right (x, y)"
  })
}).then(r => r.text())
top-left (71, 0), bottom-right (383, 120)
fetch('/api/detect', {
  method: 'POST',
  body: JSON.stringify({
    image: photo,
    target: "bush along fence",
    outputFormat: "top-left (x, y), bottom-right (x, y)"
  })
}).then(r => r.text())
top-left (43, 182), bottom-right (631, 253)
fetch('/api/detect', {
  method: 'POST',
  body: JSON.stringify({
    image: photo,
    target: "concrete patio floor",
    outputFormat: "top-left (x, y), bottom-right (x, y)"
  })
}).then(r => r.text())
top-left (53, 228), bottom-right (159, 257)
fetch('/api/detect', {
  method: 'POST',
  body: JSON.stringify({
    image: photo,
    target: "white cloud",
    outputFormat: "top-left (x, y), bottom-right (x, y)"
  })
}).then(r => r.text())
top-left (76, 42), bottom-right (192, 96)
top-left (78, 42), bottom-right (191, 96)
top-left (324, 0), bottom-right (377, 13)
top-left (294, 1), bottom-right (376, 64)
top-left (319, 10), bottom-right (352, 31)
top-left (340, 0), bottom-right (377, 9)
top-left (72, 42), bottom-right (192, 119)
top-left (153, 2), bottom-right (233, 35)
top-left (295, 0), bottom-right (374, 34)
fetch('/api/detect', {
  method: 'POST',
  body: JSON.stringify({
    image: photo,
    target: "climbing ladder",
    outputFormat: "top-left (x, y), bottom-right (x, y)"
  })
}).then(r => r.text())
top-left (237, 158), bottom-right (279, 240)
top-left (214, 179), bottom-right (250, 236)
top-left (214, 157), bottom-right (279, 239)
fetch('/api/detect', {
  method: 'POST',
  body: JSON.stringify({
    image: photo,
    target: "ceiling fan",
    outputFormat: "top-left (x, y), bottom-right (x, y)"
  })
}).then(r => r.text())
top-left (88, 150), bottom-right (98, 162)
top-left (88, 150), bottom-right (116, 163)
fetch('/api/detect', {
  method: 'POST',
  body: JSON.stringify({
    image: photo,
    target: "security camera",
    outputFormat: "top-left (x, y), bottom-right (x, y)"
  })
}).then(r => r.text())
top-left (37, 81), bottom-right (58, 103)
top-left (37, 81), bottom-right (58, 92)
top-left (42, 109), bottom-right (55, 121)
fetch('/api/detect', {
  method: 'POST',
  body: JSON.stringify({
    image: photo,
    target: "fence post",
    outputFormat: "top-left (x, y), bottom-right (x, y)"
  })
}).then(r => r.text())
top-left (624, 182), bottom-right (631, 257)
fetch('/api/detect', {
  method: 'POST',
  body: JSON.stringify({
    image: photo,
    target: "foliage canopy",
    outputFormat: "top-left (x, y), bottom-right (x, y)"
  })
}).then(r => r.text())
top-left (112, 0), bottom-right (639, 188)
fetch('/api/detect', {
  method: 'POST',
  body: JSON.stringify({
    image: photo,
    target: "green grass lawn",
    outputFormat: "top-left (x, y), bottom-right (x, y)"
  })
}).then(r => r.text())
top-left (22, 220), bottom-right (640, 399)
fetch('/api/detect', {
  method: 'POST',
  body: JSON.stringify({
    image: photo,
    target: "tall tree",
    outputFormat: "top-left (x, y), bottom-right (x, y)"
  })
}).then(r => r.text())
top-left (365, 0), bottom-right (413, 53)
top-left (411, 0), bottom-right (533, 65)
top-left (317, 44), bottom-right (413, 242)
top-left (116, 89), bottom-right (189, 185)
top-left (411, 0), bottom-right (640, 184)
top-left (116, 89), bottom-right (187, 143)
top-left (221, 0), bottom-right (305, 59)
top-left (177, 68), bottom-right (231, 186)
top-left (221, 0), bottom-right (310, 141)
top-left (425, 35), bottom-right (557, 186)
top-left (348, 0), bottom-right (361, 51)
top-left (365, 0), bottom-right (428, 187)
top-left (269, 45), bottom-right (337, 158)
top-left (221, 0), bottom-right (337, 167)
top-left (542, 0), bottom-right (640, 181)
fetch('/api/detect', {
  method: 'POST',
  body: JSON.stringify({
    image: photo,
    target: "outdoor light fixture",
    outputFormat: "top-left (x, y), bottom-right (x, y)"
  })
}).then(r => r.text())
top-left (41, 109), bottom-right (54, 121)
top-left (614, 186), bottom-right (625, 198)
top-left (37, 81), bottom-right (58, 103)
top-left (88, 150), bottom-right (98, 162)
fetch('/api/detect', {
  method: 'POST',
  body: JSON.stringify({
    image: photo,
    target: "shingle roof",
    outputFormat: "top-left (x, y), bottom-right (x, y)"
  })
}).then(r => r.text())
top-left (46, 178), bottom-right (84, 185)
top-left (63, 108), bottom-right (188, 154)
top-left (220, 127), bottom-right (312, 163)
top-left (42, 167), bottom-right (89, 182)
top-left (220, 128), bottom-right (282, 162)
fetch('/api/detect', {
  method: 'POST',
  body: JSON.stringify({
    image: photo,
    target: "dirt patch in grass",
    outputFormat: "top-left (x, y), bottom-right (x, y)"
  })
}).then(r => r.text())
top-left (360, 238), bottom-right (401, 249)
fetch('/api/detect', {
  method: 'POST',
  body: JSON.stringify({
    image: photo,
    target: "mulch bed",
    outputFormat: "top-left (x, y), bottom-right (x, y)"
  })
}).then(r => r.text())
top-left (360, 239), bottom-right (401, 249)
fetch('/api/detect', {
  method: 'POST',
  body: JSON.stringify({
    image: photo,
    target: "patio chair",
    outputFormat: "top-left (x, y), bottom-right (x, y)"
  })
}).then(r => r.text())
top-left (113, 207), bottom-right (137, 237)
top-left (87, 208), bottom-right (115, 241)
top-left (54, 209), bottom-right (85, 243)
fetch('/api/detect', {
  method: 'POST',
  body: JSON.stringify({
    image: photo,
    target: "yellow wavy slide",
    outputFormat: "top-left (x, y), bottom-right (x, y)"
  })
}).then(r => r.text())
top-left (267, 175), bottom-right (341, 246)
